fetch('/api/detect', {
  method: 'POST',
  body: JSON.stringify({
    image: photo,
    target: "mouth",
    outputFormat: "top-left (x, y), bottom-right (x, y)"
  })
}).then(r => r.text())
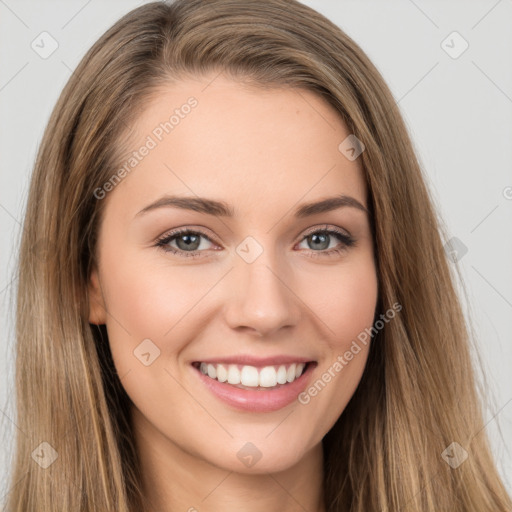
top-left (191, 359), bottom-right (317, 412)
top-left (192, 361), bottom-right (310, 390)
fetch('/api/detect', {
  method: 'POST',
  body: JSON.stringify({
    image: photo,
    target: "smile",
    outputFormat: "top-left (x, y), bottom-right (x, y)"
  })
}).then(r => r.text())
top-left (191, 358), bottom-right (316, 412)
top-left (197, 362), bottom-right (307, 388)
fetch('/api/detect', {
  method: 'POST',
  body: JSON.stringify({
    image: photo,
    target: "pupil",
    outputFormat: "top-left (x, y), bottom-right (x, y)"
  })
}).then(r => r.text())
top-left (310, 233), bottom-right (329, 250)
top-left (178, 234), bottom-right (199, 250)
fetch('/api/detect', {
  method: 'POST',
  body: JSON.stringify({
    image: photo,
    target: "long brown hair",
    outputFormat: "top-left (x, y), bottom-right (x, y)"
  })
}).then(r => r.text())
top-left (5, 0), bottom-right (511, 510)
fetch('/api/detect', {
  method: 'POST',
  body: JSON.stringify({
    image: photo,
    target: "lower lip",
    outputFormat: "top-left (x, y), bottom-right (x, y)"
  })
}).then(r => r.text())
top-left (193, 363), bottom-right (316, 413)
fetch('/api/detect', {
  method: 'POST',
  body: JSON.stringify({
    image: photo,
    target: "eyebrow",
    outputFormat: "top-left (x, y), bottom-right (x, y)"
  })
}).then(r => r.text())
top-left (135, 194), bottom-right (369, 219)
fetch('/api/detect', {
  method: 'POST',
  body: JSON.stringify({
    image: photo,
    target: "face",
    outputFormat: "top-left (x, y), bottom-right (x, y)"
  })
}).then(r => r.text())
top-left (88, 74), bottom-right (378, 476)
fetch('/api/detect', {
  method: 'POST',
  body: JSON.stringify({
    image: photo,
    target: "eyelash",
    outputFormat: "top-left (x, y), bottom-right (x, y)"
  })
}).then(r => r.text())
top-left (155, 225), bottom-right (356, 259)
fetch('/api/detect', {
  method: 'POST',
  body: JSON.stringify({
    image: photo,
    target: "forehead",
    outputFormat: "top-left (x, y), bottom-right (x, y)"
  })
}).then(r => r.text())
top-left (107, 74), bottom-right (367, 218)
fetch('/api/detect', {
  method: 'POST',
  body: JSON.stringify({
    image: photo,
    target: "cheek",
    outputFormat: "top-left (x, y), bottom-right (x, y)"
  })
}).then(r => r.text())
top-left (99, 249), bottom-right (199, 337)
top-left (282, 267), bottom-right (375, 453)
top-left (97, 250), bottom-right (201, 419)
top-left (96, 245), bottom-right (187, 375)
top-left (294, 254), bottom-right (377, 423)
top-left (299, 253), bottom-right (378, 347)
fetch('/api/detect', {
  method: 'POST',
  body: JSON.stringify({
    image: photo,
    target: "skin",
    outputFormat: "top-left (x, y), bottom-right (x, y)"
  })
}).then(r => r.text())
top-left (88, 73), bottom-right (378, 512)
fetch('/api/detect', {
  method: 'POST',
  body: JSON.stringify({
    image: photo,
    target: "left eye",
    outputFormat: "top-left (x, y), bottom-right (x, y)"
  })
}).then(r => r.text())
top-left (301, 229), bottom-right (355, 257)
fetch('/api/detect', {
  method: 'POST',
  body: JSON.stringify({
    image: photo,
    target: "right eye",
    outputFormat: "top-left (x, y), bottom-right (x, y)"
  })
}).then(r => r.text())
top-left (155, 228), bottom-right (219, 258)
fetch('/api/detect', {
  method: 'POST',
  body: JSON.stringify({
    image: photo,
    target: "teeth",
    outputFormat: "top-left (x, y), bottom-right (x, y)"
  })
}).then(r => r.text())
top-left (286, 364), bottom-right (296, 382)
top-left (207, 364), bottom-right (216, 379)
top-left (241, 365), bottom-right (259, 386)
top-left (198, 362), bottom-right (308, 387)
top-left (259, 366), bottom-right (277, 387)
top-left (276, 365), bottom-right (287, 384)
top-left (227, 364), bottom-right (241, 384)
top-left (216, 364), bottom-right (228, 383)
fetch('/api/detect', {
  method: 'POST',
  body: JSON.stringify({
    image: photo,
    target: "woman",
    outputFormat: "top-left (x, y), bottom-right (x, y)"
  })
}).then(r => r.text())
top-left (6, 0), bottom-right (511, 510)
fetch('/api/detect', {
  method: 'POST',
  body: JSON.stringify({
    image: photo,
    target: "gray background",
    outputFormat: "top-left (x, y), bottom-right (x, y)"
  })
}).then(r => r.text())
top-left (1, 0), bottom-right (511, 501)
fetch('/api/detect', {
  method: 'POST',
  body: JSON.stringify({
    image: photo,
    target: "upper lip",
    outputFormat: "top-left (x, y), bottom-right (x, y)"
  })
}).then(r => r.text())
top-left (193, 355), bottom-right (316, 367)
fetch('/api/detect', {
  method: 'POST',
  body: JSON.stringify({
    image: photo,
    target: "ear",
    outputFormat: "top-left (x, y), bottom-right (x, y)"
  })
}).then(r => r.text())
top-left (88, 267), bottom-right (107, 325)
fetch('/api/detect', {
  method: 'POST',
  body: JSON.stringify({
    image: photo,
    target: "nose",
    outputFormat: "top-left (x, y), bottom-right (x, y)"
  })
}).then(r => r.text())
top-left (223, 251), bottom-right (302, 338)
